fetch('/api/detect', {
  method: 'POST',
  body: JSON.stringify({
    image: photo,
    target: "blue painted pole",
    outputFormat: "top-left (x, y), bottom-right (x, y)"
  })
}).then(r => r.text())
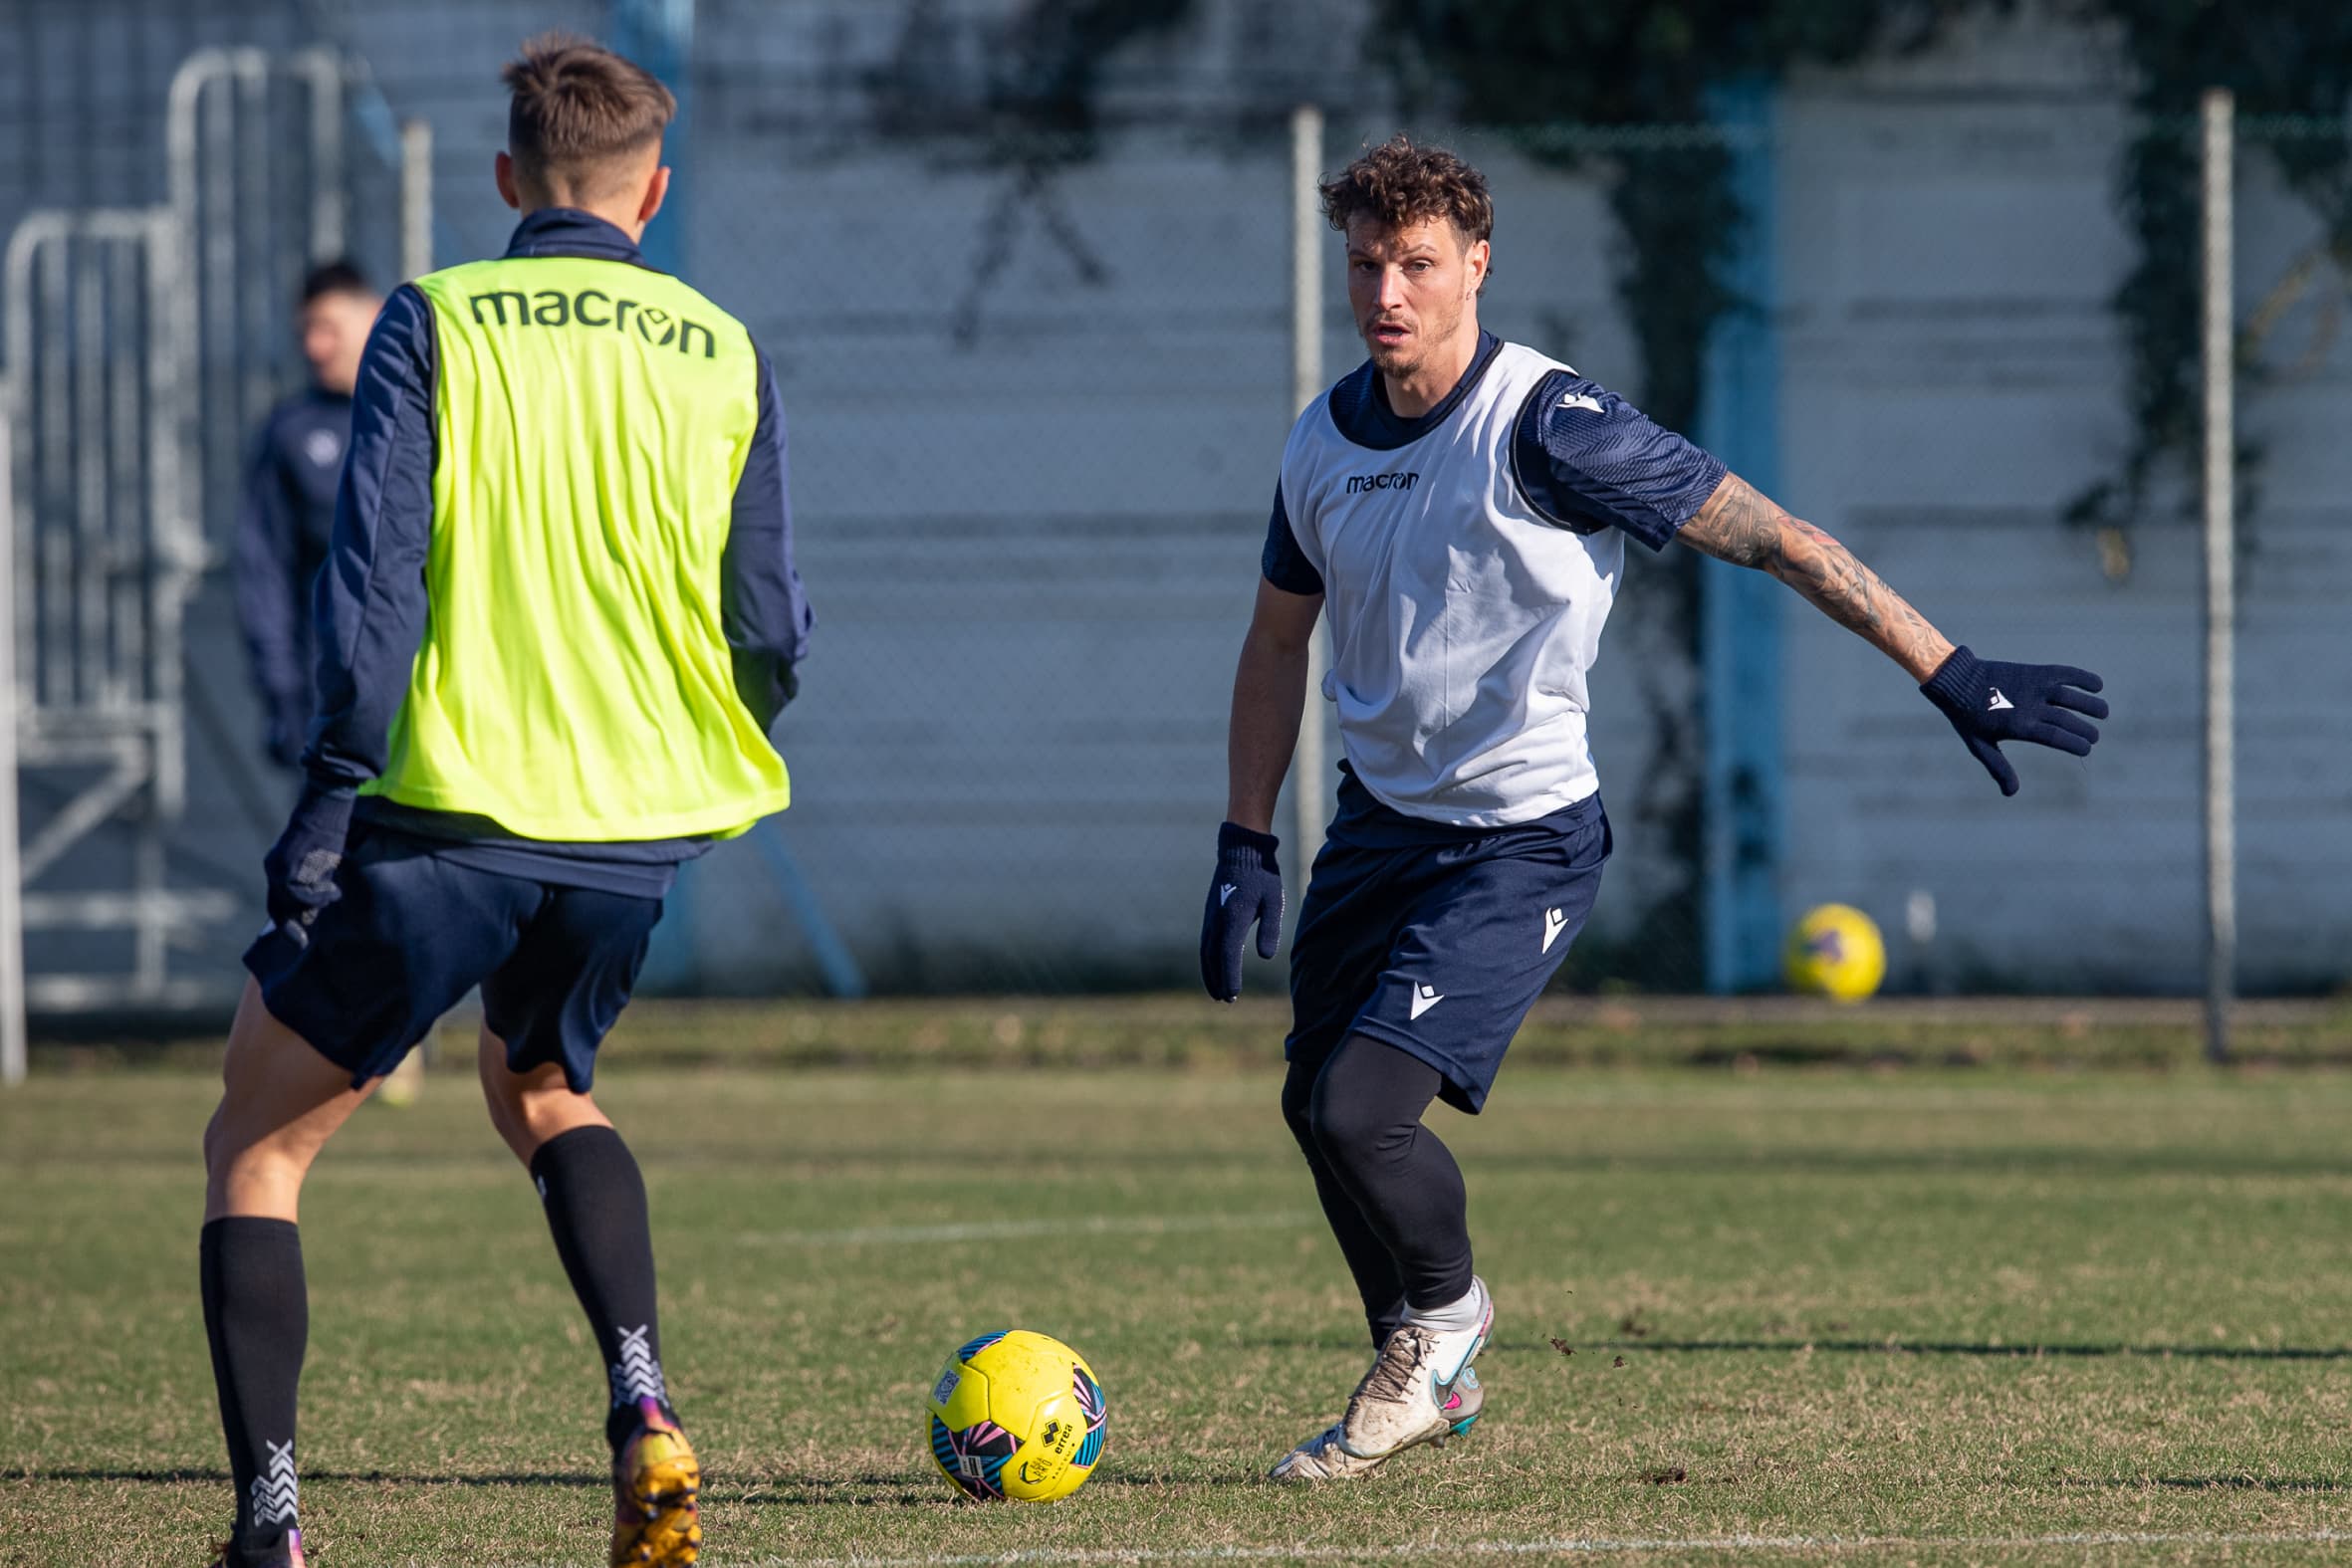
top-left (608, 4), bottom-right (856, 1000)
top-left (606, 0), bottom-right (699, 986)
top-left (749, 821), bottom-right (869, 1000)
top-left (610, 0), bottom-right (693, 276)
top-left (1697, 80), bottom-right (1784, 994)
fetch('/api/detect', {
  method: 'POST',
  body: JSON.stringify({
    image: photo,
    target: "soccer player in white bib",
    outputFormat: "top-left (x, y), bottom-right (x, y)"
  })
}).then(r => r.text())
top-left (1201, 136), bottom-right (2108, 1483)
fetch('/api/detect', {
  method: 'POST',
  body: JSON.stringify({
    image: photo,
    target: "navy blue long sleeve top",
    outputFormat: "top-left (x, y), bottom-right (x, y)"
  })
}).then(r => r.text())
top-left (301, 208), bottom-right (813, 895)
top-left (234, 388), bottom-right (353, 754)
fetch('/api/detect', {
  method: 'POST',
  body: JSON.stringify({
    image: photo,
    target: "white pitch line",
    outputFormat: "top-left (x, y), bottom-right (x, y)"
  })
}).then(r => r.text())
top-left (652, 1532), bottom-right (2352, 1568)
top-left (738, 1212), bottom-right (1316, 1246)
top-left (584, 1530), bottom-right (2352, 1568)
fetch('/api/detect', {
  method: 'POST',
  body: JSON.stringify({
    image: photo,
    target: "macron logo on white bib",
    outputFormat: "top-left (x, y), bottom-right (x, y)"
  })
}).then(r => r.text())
top-left (1279, 340), bottom-right (1620, 825)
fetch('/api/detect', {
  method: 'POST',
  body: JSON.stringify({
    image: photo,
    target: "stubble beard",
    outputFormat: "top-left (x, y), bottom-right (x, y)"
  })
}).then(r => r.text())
top-left (1366, 339), bottom-right (1418, 379)
top-left (1364, 296), bottom-right (1467, 387)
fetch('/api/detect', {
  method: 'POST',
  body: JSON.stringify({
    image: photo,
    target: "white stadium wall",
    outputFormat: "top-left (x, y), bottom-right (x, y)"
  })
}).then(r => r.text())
top-left (1771, 22), bottom-right (2352, 992)
top-left (89, 0), bottom-right (2347, 994)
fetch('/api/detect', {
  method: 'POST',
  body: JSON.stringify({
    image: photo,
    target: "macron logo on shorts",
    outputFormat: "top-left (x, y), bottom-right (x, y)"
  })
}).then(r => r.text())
top-left (1408, 983), bottom-right (1445, 1020)
top-left (1542, 907), bottom-right (1568, 954)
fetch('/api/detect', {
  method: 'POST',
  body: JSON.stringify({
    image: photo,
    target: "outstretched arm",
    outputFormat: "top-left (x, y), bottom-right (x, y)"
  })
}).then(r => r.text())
top-left (1675, 471), bottom-right (2107, 795)
top-left (1677, 471), bottom-right (1953, 680)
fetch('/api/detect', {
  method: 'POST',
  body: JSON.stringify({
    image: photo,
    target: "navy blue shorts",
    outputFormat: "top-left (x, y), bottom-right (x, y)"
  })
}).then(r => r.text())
top-left (1288, 768), bottom-right (1610, 1114)
top-left (244, 828), bottom-right (664, 1091)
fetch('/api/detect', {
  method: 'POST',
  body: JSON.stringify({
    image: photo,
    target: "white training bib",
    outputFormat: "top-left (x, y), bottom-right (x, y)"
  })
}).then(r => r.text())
top-left (1279, 341), bottom-right (1625, 827)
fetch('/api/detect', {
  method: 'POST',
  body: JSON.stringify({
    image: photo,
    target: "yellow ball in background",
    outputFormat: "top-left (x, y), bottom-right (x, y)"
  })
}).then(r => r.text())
top-left (1783, 903), bottom-right (1887, 1003)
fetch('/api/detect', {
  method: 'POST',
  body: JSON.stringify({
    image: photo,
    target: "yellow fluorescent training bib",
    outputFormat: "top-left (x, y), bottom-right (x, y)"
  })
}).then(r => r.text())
top-left (375, 256), bottom-right (790, 841)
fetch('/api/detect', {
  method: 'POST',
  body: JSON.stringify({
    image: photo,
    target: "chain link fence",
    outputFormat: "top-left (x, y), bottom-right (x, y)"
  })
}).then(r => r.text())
top-left (2, 1), bottom-right (2349, 1007)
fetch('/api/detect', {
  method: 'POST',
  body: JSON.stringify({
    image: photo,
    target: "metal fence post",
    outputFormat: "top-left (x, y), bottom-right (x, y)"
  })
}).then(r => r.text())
top-left (612, 0), bottom-right (694, 277)
top-left (2201, 89), bottom-right (2235, 1062)
top-left (0, 413), bottom-right (26, 1086)
top-left (400, 118), bottom-right (434, 281)
top-left (1291, 103), bottom-right (1326, 873)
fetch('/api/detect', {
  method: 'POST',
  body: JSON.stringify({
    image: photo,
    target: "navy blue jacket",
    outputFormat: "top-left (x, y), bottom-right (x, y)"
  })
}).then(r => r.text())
top-left (302, 209), bottom-right (814, 895)
top-left (235, 388), bottom-right (353, 765)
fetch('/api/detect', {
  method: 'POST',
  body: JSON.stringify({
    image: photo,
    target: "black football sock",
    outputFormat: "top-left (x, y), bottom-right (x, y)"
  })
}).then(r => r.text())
top-left (199, 1219), bottom-right (307, 1559)
top-left (529, 1125), bottom-right (676, 1454)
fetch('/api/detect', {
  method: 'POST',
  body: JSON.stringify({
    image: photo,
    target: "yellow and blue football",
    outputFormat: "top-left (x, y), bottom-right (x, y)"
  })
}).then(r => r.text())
top-left (1783, 903), bottom-right (1887, 1003)
top-left (926, 1329), bottom-right (1105, 1502)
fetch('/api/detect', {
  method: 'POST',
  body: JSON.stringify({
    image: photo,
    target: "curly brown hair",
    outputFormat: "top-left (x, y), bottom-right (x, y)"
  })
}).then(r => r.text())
top-left (1318, 134), bottom-right (1494, 248)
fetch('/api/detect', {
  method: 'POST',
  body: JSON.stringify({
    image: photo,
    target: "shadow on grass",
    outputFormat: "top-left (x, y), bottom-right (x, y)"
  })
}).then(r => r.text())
top-left (0, 1467), bottom-right (603, 1488)
top-left (11, 1465), bottom-right (1264, 1500)
top-left (2148, 1475), bottom-right (2344, 1492)
top-left (1249, 1335), bottom-right (2352, 1362)
top-left (54, 1145), bottom-right (2352, 1182)
top-left (1614, 1338), bottom-right (2352, 1361)
top-left (730, 1473), bottom-right (942, 1508)
top-left (735, 1469), bottom-right (1258, 1506)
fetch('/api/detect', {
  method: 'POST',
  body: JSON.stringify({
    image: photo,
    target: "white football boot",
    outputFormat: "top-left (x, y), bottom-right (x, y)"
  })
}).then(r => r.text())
top-left (1269, 1277), bottom-right (1491, 1483)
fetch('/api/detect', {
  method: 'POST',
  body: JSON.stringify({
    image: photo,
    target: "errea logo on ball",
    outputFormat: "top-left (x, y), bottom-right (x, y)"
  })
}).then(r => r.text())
top-left (466, 289), bottom-right (719, 357)
top-left (1344, 470), bottom-right (1419, 495)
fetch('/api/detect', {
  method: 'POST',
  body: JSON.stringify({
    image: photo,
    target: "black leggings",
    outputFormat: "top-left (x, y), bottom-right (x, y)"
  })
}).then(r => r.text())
top-left (1281, 1034), bottom-right (1474, 1349)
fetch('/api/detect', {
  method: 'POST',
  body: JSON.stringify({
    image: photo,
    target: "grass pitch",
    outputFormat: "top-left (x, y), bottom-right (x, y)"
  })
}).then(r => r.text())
top-left (8, 1002), bottom-right (2352, 1566)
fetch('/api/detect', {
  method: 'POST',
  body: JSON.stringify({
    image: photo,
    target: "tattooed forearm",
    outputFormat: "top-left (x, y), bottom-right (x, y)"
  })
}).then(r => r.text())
top-left (1679, 473), bottom-right (1955, 681)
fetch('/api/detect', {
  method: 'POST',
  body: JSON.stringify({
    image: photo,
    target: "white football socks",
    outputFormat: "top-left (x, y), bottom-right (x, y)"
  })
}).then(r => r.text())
top-left (1408, 1276), bottom-right (1489, 1337)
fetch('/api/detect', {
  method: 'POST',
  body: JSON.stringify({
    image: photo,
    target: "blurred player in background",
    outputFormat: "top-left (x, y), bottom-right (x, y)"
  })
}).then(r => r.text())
top-left (235, 260), bottom-right (377, 776)
top-left (233, 263), bottom-right (428, 1108)
top-left (1201, 136), bottom-right (2108, 1484)
top-left (198, 34), bottom-right (810, 1568)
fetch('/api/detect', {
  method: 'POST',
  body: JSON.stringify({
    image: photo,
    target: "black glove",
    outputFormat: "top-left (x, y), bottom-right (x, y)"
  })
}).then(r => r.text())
top-left (262, 783), bottom-right (354, 948)
top-left (1199, 822), bottom-right (1284, 1003)
top-left (1921, 646), bottom-right (2108, 796)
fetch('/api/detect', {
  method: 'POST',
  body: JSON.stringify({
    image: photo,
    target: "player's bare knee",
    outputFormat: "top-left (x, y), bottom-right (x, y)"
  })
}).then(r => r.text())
top-left (474, 1028), bottom-right (509, 1102)
top-left (478, 1043), bottom-right (596, 1158)
top-left (516, 1081), bottom-right (597, 1141)
top-left (476, 1056), bottom-right (529, 1155)
top-left (208, 1124), bottom-right (319, 1192)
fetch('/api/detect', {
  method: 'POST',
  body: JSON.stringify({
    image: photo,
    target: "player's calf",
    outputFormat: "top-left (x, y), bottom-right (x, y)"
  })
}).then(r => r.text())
top-left (200, 983), bottom-right (384, 1564)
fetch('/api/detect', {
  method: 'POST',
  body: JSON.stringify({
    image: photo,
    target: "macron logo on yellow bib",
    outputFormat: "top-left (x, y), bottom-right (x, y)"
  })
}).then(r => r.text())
top-left (463, 286), bottom-right (719, 357)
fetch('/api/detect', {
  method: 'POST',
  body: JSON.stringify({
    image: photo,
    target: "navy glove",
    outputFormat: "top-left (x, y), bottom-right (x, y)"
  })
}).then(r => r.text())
top-left (1921, 646), bottom-right (2108, 796)
top-left (1200, 822), bottom-right (1284, 1003)
top-left (262, 784), bottom-right (354, 948)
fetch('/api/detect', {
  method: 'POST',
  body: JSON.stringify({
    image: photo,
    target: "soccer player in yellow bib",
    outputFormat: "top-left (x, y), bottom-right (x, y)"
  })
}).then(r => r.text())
top-left (196, 35), bottom-right (808, 1568)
